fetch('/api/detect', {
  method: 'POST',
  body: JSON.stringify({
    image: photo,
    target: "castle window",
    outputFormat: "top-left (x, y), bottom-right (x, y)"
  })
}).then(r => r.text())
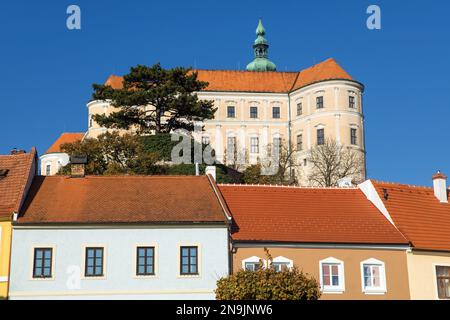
top-left (349, 96), bottom-right (355, 109)
top-left (227, 106), bottom-right (236, 118)
top-left (297, 134), bottom-right (303, 151)
top-left (350, 128), bottom-right (357, 145)
top-left (317, 129), bottom-right (325, 145)
top-left (45, 164), bottom-right (51, 176)
top-left (250, 137), bottom-right (259, 154)
top-left (272, 106), bottom-right (280, 119)
top-left (297, 103), bottom-right (303, 116)
top-left (250, 106), bottom-right (258, 119)
top-left (316, 96), bottom-right (324, 109)
top-left (227, 137), bottom-right (236, 156)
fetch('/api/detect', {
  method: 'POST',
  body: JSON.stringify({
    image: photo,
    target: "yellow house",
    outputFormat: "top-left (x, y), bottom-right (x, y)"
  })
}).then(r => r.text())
top-left (0, 148), bottom-right (36, 299)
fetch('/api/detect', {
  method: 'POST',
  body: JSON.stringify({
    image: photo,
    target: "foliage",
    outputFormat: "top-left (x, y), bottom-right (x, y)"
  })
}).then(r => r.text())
top-left (215, 249), bottom-right (321, 300)
top-left (308, 138), bottom-right (365, 187)
top-left (141, 133), bottom-right (178, 162)
top-left (91, 63), bottom-right (216, 134)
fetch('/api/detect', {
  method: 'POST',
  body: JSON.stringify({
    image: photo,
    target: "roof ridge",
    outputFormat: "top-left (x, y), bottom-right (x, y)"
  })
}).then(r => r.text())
top-left (371, 179), bottom-right (433, 190)
top-left (218, 183), bottom-right (357, 189)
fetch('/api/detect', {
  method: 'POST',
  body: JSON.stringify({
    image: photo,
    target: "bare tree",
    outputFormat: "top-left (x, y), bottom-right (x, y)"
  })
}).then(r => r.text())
top-left (307, 138), bottom-right (365, 187)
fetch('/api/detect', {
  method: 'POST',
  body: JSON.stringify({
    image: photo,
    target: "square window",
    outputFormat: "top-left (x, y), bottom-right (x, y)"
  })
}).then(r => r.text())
top-left (180, 246), bottom-right (198, 275)
top-left (136, 247), bottom-right (155, 276)
top-left (227, 106), bottom-right (236, 118)
top-left (33, 248), bottom-right (53, 278)
top-left (250, 106), bottom-right (258, 119)
top-left (85, 247), bottom-right (104, 277)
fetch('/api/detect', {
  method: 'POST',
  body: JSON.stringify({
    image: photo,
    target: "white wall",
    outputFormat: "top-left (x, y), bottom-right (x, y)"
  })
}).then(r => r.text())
top-left (9, 226), bottom-right (229, 300)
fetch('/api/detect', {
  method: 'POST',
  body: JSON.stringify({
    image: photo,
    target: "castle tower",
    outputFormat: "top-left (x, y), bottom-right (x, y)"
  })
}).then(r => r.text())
top-left (246, 19), bottom-right (277, 72)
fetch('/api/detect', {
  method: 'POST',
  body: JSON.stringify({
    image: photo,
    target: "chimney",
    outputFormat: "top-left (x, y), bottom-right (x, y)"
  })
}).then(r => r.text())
top-left (70, 155), bottom-right (88, 178)
top-left (195, 162), bottom-right (200, 176)
top-left (432, 171), bottom-right (448, 203)
top-left (205, 166), bottom-right (216, 181)
top-left (10, 148), bottom-right (25, 155)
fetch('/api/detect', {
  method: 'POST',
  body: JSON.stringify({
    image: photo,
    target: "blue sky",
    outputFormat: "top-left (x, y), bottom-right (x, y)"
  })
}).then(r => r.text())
top-left (0, 0), bottom-right (449, 186)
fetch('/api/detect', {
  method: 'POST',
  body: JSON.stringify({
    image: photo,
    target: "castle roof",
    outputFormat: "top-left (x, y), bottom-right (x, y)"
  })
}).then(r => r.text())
top-left (45, 132), bottom-right (84, 154)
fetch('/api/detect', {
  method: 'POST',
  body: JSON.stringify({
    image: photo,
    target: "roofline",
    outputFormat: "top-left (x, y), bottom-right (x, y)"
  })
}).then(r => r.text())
top-left (291, 78), bottom-right (365, 93)
top-left (232, 241), bottom-right (410, 250)
top-left (13, 221), bottom-right (229, 228)
top-left (13, 147), bottom-right (38, 213)
top-left (206, 174), bottom-right (233, 223)
top-left (410, 247), bottom-right (450, 254)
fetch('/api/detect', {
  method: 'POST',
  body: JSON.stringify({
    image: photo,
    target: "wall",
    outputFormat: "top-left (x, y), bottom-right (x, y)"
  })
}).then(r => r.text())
top-left (40, 153), bottom-right (69, 176)
top-left (406, 250), bottom-right (450, 300)
top-left (9, 226), bottom-right (229, 300)
top-left (0, 220), bottom-right (12, 299)
top-left (233, 246), bottom-right (410, 300)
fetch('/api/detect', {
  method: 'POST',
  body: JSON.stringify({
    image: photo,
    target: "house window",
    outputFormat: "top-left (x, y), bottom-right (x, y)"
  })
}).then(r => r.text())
top-left (271, 256), bottom-right (293, 272)
top-left (227, 106), bottom-right (236, 118)
top-left (297, 102), bottom-right (302, 116)
top-left (242, 256), bottom-right (263, 271)
top-left (316, 96), bottom-right (324, 109)
top-left (45, 164), bottom-right (51, 176)
top-left (250, 137), bottom-right (259, 154)
top-left (136, 247), bottom-right (155, 276)
top-left (250, 106), bottom-right (258, 119)
top-left (180, 246), bottom-right (198, 275)
top-left (436, 266), bottom-right (450, 299)
top-left (320, 257), bottom-right (345, 293)
top-left (33, 248), bottom-right (53, 278)
top-left (350, 128), bottom-right (357, 145)
top-left (272, 106), bottom-right (280, 119)
top-left (361, 259), bottom-right (386, 294)
top-left (296, 134), bottom-right (303, 151)
top-left (349, 96), bottom-right (355, 109)
top-left (317, 128), bottom-right (325, 145)
top-left (85, 247), bottom-right (104, 277)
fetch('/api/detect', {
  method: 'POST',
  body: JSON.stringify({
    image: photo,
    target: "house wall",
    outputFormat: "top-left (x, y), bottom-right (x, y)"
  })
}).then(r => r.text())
top-left (233, 246), bottom-right (410, 300)
top-left (9, 226), bottom-right (229, 300)
top-left (0, 220), bottom-right (12, 299)
top-left (406, 250), bottom-right (450, 300)
top-left (40, 153), bottom-right (69, 176)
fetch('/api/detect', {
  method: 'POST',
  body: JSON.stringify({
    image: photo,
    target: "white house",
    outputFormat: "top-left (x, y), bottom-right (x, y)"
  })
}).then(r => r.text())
top-left (9, 171), bottom-right (231, 300)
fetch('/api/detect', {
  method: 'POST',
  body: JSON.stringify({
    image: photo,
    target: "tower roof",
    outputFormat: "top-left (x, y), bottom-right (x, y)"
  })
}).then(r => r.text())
top-left (246, 19), bottom-right (277, 72)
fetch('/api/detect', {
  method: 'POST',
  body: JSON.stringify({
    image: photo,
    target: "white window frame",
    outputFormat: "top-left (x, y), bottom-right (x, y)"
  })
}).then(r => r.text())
top-left (242, 256), bottom-right (264, 271)
top-left (319, 257), bottom-right (345, 294)
top-left (271, 256), bottom-right (293, 272)
top-left (250, 137), bottom-right (259, 154)
top-left (360, 258), bottom-right (387, 294)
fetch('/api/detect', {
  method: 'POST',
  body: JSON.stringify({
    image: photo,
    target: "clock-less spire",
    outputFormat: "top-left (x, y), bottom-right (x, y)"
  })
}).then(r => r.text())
top-left (246, 19), bottom-right (277, 72)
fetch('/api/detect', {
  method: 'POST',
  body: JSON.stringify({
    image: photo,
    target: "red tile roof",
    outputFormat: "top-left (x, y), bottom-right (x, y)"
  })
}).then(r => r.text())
top-left (0, 148), bottom-right (36, 218)
top-left (46, 133), bottom-right (84, 154)
top-left (372, 181), bottom-right (450, 252)
top-left (105, 58), bottom-right (357, 94)
top-left (218, 185), bottom-right (408, 245)
top-left (18, 175), bottom-right (229, 225)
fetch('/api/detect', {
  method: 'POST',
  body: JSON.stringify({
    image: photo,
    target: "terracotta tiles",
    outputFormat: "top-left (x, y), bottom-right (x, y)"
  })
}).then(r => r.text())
top-left (46, 133), bottom-right (84, 154)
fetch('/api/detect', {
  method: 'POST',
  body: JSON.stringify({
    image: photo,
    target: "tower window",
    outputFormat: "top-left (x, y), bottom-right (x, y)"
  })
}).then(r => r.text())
top-left (316, 96), bottom-right (324, 109)
top-left (272, 107), bottom-right (280, 119)
top-left (317, 129), bottom-right (325, 145)
top-left (45, 164), bottom-right (51, 176)
top-left (349, 96), bottom-right (355, 109)
top-left (227, 106), bottom-right (236, 118)
top-left (350, 128), bottom-right (357, 145)
top-left (250, 106), bottom-right (258, 119)
top-left (297, 134), bottom-right (303, 151)
top-left (297, 103), bottom-right (302, 116)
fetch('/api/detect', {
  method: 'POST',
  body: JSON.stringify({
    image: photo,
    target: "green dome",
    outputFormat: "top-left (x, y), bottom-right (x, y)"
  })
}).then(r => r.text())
top-left (246, 58), bottom-right (276, 72)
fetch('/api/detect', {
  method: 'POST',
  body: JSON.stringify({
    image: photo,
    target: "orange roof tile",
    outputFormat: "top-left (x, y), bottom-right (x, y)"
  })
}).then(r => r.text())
top-left (18, 175), bottom-right (229, 224)
top-left (372, 181), bottom-right (450, 252)
top-left (218, 185), bottom-right (408, 245)
top-left (46, 132), bottom-right (84, 154)
top-left (0, 148), bottom-right (36, 218)
top-left (104, 58), bottom-right (358, 94)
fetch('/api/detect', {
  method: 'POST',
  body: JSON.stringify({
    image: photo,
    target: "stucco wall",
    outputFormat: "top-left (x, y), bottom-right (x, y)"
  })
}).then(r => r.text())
top-left (9, 226), bottom-right (229, 300)
top-left (406, 250), bottom-right (450, 300)
top-left (233, 246), bottom-right (410, 300)
top-left (40, 153), bottom-right (69, 176)
top-left (0, 221), bottom-right (12, 299)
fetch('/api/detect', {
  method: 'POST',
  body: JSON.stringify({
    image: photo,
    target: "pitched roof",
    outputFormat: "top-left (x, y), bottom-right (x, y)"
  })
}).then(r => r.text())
top-left (18, 175), bottom-right (229, 225)
top-left (45, 132), bottom-right (84, 154)
top-left (372, 181), bottom-right (450, 252)
top-left (0, 148), bottom-right (36, 218)
top-left (104, 58), bottom-right (357, 94)
top-left (218, 185), bottom-right (408, 245)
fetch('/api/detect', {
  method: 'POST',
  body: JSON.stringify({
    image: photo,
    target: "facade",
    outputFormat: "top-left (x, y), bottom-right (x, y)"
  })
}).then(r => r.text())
top-left (40, 132), bottom-right (84, 176)
top-left (9, 174), bottom-right (231, 299)
top-left (82, 20), bottom-right (366, 185)
top-left (0, 148), bottom-right (37, 299)
top-left (219, 184), bottom-right (411, 300)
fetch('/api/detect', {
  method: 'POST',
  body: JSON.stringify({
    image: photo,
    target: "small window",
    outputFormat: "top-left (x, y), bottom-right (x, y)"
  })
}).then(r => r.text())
top-left (136, 247), bottom-right (155, 276)
top-left (303, 159), bottom-right (307, 166)
top-left (180, 246), bottom-right (198, 275)
top-left (296, 134), bottom-right (303, 151)
top-left (349, 96), bottom-right (355, 109)
top-left (250, 137), bottom-right (259, 154)
top-left (361, 258), bottom-right (386, 294)
top-left (272, 106), bottom-right (280, 119)
top-left (89, 115), bottom-right (93, 127)
top-left (350, 128), bottom-right (357, 145)
top-left (202, 136), bottom-right (210, 145)
top-left (317, 128), bottom-right (325, 145)
top-left (316, 96), bottom-right (324, 109)
top-left (245, 262), bottom-right (261, 272)
top-left (227, 106), bottom-right (236, 118)
top-left (272, 262), bottom-right (290, 272)
top-left (297, 103), bottom-right (302, 116)
top-left (85, 247), bottom-right (104, 277)
top-left (33, 248), bottom-right (53, 278)
top-left (250, 106), bottom-right (258, 119)
top-left (45, 164), bottom-right (51, 176)
top-left (320, 258), bottom-right (345, 293)
top-left (436, 266), bottom-right (450, 299)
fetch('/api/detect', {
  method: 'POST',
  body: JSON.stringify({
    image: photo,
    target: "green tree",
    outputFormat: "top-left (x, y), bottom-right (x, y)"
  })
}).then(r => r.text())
top-left (215, 249), bottom-right (321, 300)
top-left (91, 63), bottom-right (216, 134)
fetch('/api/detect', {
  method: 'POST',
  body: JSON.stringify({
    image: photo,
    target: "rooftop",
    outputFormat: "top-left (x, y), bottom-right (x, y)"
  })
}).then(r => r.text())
top-left (45, 132), bottom-right (84, 154)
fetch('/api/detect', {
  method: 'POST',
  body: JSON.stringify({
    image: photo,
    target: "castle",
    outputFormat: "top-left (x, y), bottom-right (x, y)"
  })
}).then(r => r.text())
top-left (41, 20), bottom-right (366, 185)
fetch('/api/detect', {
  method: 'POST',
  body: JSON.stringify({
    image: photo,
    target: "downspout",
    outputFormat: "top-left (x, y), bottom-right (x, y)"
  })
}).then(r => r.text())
top-left (287, 91), bottom-right (292, 179)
